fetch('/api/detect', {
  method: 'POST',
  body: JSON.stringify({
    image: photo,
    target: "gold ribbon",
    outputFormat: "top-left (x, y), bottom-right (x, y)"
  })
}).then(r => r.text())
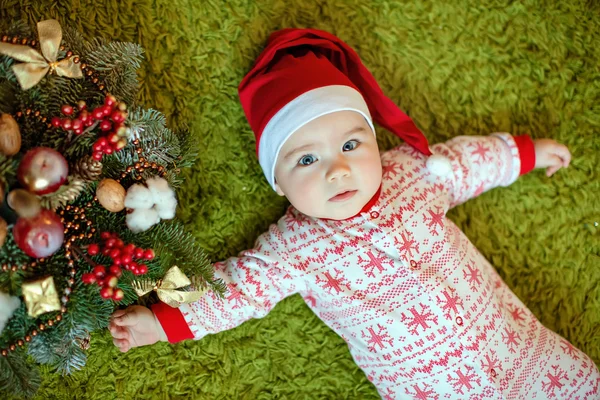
top-left (0, 19), bottom-right (83, 90)
top-left (133, 266), bottom-right (206, 308)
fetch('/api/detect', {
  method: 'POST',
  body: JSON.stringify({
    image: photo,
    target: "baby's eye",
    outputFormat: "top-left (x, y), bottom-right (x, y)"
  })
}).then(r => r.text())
top-left (298, 155), bottom-right (317, 166)
top-left (343, 140), bottom-right (360, 151)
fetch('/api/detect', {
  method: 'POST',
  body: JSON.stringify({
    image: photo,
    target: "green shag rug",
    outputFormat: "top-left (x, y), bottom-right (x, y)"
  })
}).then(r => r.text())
top-left (3, 0), bottom-right (600, 398)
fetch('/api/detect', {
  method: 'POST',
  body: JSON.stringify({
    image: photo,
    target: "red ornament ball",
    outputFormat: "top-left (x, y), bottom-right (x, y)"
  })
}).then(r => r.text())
top-left (13, 209), bottom-right (65, 258)
top-left (17, 147), bottom-right (69, 195)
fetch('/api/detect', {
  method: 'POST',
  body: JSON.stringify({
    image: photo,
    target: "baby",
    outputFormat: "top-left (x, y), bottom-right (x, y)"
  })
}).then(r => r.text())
top-left (109, 29), bottom-right (599, 399)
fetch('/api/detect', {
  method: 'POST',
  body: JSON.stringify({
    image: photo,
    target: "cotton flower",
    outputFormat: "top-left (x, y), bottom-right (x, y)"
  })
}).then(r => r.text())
top-left (0, 291), bottom-right (20, 334)
top-left (125, 176), bottom-right (177, 232)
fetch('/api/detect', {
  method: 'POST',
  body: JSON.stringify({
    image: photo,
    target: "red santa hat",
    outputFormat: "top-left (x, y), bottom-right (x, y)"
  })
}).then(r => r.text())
top-left (238, 28), bottom-right (451, 189)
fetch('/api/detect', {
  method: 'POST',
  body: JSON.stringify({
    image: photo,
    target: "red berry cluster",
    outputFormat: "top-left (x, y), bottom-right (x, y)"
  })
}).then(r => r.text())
top-left (81, 232), bottom-right (155, 301)
top-left (51, 94), bottom-right (129, 161)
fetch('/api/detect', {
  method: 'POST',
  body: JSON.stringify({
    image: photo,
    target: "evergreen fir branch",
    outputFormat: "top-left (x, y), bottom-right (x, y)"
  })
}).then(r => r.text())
top-left (143, 220), bottom-right (226, 296)
top-left (176, 127), bottom-right (200, 169)
top-left (0, 351), bottom-right (41, 399)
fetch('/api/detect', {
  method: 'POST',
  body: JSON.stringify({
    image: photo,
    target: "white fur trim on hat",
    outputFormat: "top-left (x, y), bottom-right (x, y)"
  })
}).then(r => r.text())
top-left (259, 85), bottom-right (374, 190)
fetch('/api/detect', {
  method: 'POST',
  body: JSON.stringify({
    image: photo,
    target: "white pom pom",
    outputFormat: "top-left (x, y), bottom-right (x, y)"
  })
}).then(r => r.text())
top-left (0, 291), bottom-right (20, 334)
top-left (124, 184), bottom-right (154, 209)
top-left (426, 154), bottom-right (453, 177)
top-left (126, 208), bottom-right (160, 233)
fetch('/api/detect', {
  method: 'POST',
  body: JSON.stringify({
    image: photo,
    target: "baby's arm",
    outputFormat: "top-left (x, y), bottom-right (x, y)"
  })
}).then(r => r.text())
top-left (109, 223), bottom-right (300, 352)
top-left (432, 134), bottom-right (570, 208)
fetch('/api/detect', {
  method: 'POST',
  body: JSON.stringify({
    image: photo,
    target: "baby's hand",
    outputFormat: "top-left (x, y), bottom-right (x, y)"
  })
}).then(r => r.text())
top-left (109, 305), bottom-right (167, 353)
top-left (533, 139), bottom-right (571, 177)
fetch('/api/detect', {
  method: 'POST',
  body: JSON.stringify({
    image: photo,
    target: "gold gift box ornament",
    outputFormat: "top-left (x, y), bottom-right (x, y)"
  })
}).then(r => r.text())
top-left (21, 276), bottom-right (62, 318)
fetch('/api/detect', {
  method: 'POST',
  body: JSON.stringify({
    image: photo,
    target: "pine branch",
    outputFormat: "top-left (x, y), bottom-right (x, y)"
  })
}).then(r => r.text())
top-left (0, 351), bottom-right (41, 399)
top-left (142, 220), bottom-right (226, 296)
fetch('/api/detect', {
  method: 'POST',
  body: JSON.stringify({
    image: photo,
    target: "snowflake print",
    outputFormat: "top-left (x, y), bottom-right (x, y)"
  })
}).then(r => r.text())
top-left (462, 262), bottom-right (483, 291)
top-left (506, 303), bottom-right (526, 326)
top-left (404, 383), bottom-right (439, 400)
top-left (315, 268), bottom-right (351, 295)
top-left (435, 287), bottom-right (464, 319)
top-left (480, 352), bottom-right (502, 379)
top-left (401, 303), bottom-right (438, 335)
top-left (358, 251), bottom-right (390, 278)
top-left (559, 339), bottom-right (581, 360)
top-left (423, 206), bottom-right (445, 236)
top-left (225, 283), bottom-right (248, 309)
top-left (447, 366), bottom-right (481, 395)
top-left (383, 161), bottom-right (403, 179)
top-left (541, 365), bottom-right (568, 397)
top-left (284, 212), bottom-right (307, 232)
top-left (501, 326), bottom-right (522, 353)
top-left (470, 142), bottom-right (492, 164)
top-left (395, 230), bottom-right (420, 261)
top-left (361, 324), bottom-right (394, 352)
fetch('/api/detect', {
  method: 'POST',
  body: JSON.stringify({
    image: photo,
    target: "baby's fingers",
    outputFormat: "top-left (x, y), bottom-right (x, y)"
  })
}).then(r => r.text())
top-left (112, 337), bottom-right (131, 353)
top-left (553, 144), bottom-right (571, 167)
top-left (109, 325), bottom-right (130, 340)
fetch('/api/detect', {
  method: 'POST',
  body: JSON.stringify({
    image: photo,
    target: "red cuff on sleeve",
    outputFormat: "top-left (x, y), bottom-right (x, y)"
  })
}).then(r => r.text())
top-left (151, 302), bottom-right (194, 343)
top-left (513, 135), bottom-right (536, 175)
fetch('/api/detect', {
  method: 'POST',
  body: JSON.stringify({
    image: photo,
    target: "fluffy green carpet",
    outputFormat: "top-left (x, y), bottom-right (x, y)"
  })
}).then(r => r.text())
top-left (3, 0), bottom-right (600, 398)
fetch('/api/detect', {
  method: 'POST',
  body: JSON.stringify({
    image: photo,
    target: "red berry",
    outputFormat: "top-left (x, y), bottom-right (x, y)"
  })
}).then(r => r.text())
top-left (81, 273), bottom-right (96, 284)
top-left (112, 288), bottom-right (124, 301)
top-left (121, 254), bottom-right (132, 265)
top-left (97, 137), bottom-right (109, 148)
top-left (105, 275), bottom-right (119, 288)
top-left (129, 262), bottom-right (138, 271)
top-left (92, 107), bottom-right (104, 120)
top-left (93, 265), bottom-right (106, 278)
top-left (51, 117), bottom-right (62, 127)
top-left (97, 278), bottom-right (105, 287)
top-left (105, 95), bottom-right (117, 107)
top-left (85, 118), bottom-right (95, 127)
top-left (137, 264), bottom-right (148, 275)
top-left (100, 286), bottom-right (114, 299)
top-left (115, 239), bottom-right (124, 248)
top-left (111, 110), bottom-right (126, 123)
top-left (101, 105), bottom-right (112, 117)
top-left (134, 248), bottom-right (144, 259)
top-left (92, 141), bottom-right (104, 153)
top-left (72, 119), bottom-right (83, 131)
top-left (143, 249), bottom-right (155, 260)
top-left (124, 243), bottom-right (136, 253)
top-left (61, 105), bottom-right (74, 115)
top-left (105, 238), bottom-right (117, 248)
top-left (100, 120), bottom-right (112, 131)
top-left (92, 152), bottom-right (103, 161)
top-left (74, 128), bottom-right (83, 136)
top-left (79, 110), bottom-right (89, 122)
top-left (100, 231), bottom-right (111, 240)
top-left (109, 248), bottom-right (121, 260)
top-left (104, 147), bottom-right (114, 155)
top-left (77, 100), bottom-right (87, 110)
top-left (87, 243), bottom-right (100, 255)
top-left (62, 118), bottom-right (73, 130)
top-left (109, 265), bottom-right (122, 277)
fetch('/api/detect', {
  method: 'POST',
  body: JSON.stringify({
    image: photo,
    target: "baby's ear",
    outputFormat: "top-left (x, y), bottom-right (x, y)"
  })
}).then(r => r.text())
top-left (274, 183), bottom-right (285, 196)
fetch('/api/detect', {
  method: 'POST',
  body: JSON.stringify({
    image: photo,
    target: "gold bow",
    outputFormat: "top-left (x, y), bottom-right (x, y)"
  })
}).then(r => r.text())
top-left (133, 266), bottom-right (206, 308)
top-left (0, 19), bottom-right (83, 90)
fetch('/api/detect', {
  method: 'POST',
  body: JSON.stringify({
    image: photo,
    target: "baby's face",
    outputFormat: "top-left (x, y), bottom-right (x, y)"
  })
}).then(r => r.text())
top-left (274, 111), bottom-right (382, 220)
